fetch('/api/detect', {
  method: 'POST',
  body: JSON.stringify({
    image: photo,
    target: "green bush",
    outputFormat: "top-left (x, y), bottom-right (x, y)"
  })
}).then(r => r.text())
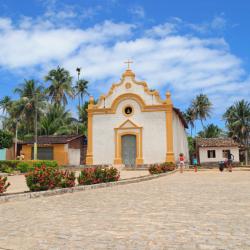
top-left (149, 162), bottom-right (176, 175)
top-left (0, 160), bottom-right (58, 173)
top-left (1, 165), bottom-right (13, 174)
top-left (78, 167), bottom-right (120, 185)
top-left (17, 162), bottom-right (33, 173)
top-left (25, 165), bottom-right (75, 192)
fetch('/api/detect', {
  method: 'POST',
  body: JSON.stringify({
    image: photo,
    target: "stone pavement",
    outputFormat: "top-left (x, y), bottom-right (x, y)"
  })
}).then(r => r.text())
top-left (0, 171), bottom-right (250, 249)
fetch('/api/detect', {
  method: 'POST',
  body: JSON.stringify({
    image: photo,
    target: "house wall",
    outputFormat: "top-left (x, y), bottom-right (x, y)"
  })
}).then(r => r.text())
top-left (173, 112), bottom-right (189, 162)
top-left (0, 149), bottom-right (6, 160)
top-left (92, 99), bottom-right (166, 164)
top-left (199, 147), bottom-right (239, 163)
top-left (21, 144), bottom-right (69, 166)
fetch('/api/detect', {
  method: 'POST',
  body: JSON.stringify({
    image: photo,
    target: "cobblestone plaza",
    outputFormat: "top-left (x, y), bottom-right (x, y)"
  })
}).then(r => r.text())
top-left (0, 171), bottom-right (250, 249)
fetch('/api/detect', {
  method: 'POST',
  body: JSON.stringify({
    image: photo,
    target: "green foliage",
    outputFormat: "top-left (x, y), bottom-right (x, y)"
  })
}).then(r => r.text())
top-left (0, 66), bottom-right (89, 140)
top-left (0, 160), bottom-right (58, 173)
top-left (149, 162), bottom-right (176, 175)
top-left (197, 124), bottom-right (223, 138)
top-left (40, 104), bottom-right (78, 135)
top-left (0, 176), bottom-right (10, 193)
top-left (77, 167), bottom-right (120, 185)
top-left (223, 100), bottom-right (250, 145)
top-left (45, 66), bottom-right (73, 106)
top-left (17, 162), bottom-right (33, 173)
top-left (0, 130), bottom-right (13, 149)
top-left (25, 165), bottom-right (75, 192)
top-left (74, 79), bottom-right (89, 107)
top-left (187, 136), bottom-right (195, 156)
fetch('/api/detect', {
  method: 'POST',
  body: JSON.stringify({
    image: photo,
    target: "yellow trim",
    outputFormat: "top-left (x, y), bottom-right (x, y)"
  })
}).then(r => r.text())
top-left (114, 122), bottom-right (143, 165)
top-left (116, 119), bottom-right (141, 129)
top-left (93, 69), bottom-right (166, 109)
top-left (122, 105), bottom-right (134, 117)
top-left (86, 96), bottom-right (94, 165)
top-left (165, 92), bottom-right (175, 162)
top-left (91, 93), bottom-right (167, 115)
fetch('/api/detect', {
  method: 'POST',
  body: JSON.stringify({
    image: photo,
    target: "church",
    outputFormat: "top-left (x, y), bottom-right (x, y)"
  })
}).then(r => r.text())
top-left (85, 65), bottom-right (189, 165)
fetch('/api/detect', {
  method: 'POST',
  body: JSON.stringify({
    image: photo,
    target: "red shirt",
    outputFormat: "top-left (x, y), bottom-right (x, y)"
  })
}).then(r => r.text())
top-left (179, 156), bottom-right (184, 161)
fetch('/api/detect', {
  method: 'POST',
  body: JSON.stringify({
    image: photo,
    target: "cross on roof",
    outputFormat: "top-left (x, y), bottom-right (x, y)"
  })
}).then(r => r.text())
top-left (124, 60), bottom-right (133, 69)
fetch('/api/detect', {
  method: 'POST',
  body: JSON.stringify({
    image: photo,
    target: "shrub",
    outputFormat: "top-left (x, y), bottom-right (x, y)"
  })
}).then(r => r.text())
top-left (32, 160), bottom-right (58, 168)
top-left (17, 162), bottom-right (33, 173)
top-left (0, 176), bottom-right (10, 193)
top-left (57, 170), bottom-right (75, 188)
top-left (149, 162), bottom-right (176, 175)
top-left (25, 165), bottom-right (75, 191)
top-left (1, 164), bottom-right (14, 174)
top-left (78, 167), bottom-right (120, 185)
top-left (0, 160), bottom-right (58, 173)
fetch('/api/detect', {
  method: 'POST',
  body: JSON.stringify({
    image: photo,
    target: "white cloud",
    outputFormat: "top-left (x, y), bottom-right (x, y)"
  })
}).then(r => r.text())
top-left (0, 13), bottom-right (248, 118)
top-left (129, 5), bottom-right (145, 18)
top-left (146, 23), bottom-right (177, 37)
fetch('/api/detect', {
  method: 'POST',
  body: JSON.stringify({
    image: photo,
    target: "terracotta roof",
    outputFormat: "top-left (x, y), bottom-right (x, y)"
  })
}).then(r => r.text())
top-left (196, 138), bottom-right (239, 147)
top-left (21, 135), bottom-right (85, 145)
top-left (173, 107), bottom-right (188, 129)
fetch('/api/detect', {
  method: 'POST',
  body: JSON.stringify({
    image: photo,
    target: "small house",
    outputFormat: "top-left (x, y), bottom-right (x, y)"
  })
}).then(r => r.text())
top-left (196, 138), bottom-right (240, 165)
top-left (20, 135), bottom-right (87, 166)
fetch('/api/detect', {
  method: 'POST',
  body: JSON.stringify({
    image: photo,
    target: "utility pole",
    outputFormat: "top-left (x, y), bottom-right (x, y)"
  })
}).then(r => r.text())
top-left (34, 93), bottom-right (38, 160)
top-left (76, 67), bottom-right (81, 134)
top-left (15, 121), bottom-right (18, 159)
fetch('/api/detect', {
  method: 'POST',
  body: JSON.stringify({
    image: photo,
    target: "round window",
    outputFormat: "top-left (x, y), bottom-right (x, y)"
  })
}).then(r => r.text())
top-left (123, 106), bottom-right (133, 116)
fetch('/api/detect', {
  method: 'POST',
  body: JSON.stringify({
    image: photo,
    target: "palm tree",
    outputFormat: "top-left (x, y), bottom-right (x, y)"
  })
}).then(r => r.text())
top-left (223, 100), bottom-right (250, 164)
top-left (45, 66), bottom-right (73, 106)
top-left (40, 104), bottom-right (76, 135)
top-left (184, 107), bottom-right (196, 136)
top-left (197, 124), bottom-right (223, 138)
top-left (74, 79), bottom-right (89, 108)
top-left (14, 79), bottom-right (46, 134)
top-left (0, 96), bottom-right (12, 114)
top-left (223, 100), bottom-right (250, 143)
top-left (191, 94), bottom-right (212, 128)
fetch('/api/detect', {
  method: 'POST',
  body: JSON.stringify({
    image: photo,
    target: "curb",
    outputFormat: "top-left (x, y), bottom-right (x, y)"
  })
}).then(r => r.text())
top-left (0, 170), bottom-right (177, 204)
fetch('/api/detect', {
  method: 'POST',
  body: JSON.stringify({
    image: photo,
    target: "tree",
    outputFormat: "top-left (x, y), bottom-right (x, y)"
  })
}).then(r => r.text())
top-left (223, 100), bottom-right (250, 163)
top-left (183, 107), bottom-right (196, 136)
top-left (197, 124), bottom-right (223, 138)
top-left (74, 79), bottom-right (89, 108)
top-left (0, 96), bottom-right (12, 114)
top-left (191, 94), bottom-right (212, 128)
top-left (40, 104), bottom-right (76, 135)
top-left (45, 66), bottom-right (73, 106)
top-left (14, 79), bottom-right (46, 135)
top-left (0, 130), bottom-right (13, 149)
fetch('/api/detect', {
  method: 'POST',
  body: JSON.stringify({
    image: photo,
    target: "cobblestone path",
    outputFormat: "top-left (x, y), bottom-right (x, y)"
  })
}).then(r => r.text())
top-left (0, 171), bottom-right (250, 249)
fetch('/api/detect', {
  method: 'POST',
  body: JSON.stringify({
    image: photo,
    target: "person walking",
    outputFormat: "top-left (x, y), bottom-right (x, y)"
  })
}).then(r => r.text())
top-left (227, 152), bottom-right (234, 172)
top-left (179, 153), bottom-right (185, 173)
top-left (192, 154), bottom-right (198, 172)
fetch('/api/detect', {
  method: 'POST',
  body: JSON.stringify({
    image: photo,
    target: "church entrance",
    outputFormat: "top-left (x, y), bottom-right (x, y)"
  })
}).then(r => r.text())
top-left (121, 134), bottom-right (136, 165)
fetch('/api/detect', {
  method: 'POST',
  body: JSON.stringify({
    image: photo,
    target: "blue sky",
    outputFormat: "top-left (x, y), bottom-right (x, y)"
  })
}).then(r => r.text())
top-left (0, 0), bottom-right (249, 133)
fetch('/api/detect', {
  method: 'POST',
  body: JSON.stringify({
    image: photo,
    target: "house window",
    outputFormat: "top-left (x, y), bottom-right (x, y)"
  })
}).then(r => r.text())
top-left (223, 150), bottom-right (230, 158)
top-left (32, 147), bottom-right (54, 160)
top-left (207, 150), bottom-right (216, 158)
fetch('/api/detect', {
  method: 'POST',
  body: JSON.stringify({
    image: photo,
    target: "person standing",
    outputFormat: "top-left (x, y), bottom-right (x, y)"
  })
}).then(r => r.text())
top-left (227, 152), bottom-right (234, 172)
top-left (192, 154), bottom-right (198, 172)
top-left (179, 153), bottom-right (185, 173)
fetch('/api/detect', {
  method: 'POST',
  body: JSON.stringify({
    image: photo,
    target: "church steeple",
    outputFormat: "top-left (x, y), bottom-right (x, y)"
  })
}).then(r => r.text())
top-left (122, 59), bottom-right (135, 78)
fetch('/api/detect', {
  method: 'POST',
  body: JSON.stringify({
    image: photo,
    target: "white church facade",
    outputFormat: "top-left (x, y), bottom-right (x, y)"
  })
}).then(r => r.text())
top-left (85, 67), bottom-right (189, 165)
